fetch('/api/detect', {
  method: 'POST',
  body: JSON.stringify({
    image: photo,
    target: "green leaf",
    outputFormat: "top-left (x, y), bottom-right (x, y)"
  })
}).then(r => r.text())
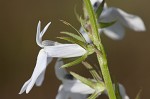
top-left (70, 71), bottom-right (94, 88)
top-left (60, 20), bottom-right (86, 42)
top-left (61, 54), bottom-right (88, 68)
top-left (57, 36), bottom-right (86, 48)
top-left (99, 21), bottom-right (116, 28)
top-left (135, 89), bottom-right (142, 99)
top-left (60, 31), bottom-right (85, 42)
top-left (70, 72), bottom-right (105, 93)
top-left (71, 72), bottom-right (105, 99)
top-left (82, 61), bottom-right (102, 81)
top-left (60, 57), bottom-right (78, 63)
top-left (96, 0), bottom-right (105, 18)
top-left (88, 92), bottom-right (99, 99)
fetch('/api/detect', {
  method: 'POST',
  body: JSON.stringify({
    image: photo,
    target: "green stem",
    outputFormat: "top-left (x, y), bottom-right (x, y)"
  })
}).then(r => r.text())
top-left (83, 0), bottom-right (116, 99)
top-left (97, 44), bottom-right (116, 99)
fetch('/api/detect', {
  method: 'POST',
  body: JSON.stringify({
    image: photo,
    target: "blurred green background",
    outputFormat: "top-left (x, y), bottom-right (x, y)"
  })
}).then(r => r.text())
top-left (0, 0), bottom-right (149, 99)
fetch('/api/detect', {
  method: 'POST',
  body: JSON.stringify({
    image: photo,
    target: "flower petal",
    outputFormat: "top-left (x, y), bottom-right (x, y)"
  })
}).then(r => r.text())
top-left (118, 84), bottom-right (130, 99)
top-left (19, 79), bottom-right (31, 94)
top-left (35, 57), bottom-right (53, 86)
top-left (102, 22), bottom-right (125, 40)
top-left (25, 49), bottom-right (48, 93)
top-left (56, 85), bottom-right (70, 99)
top-left (35, 71), bottom-right (46, 86)
top-left (69, 93), bottom-right (88, 99)
top-left (36, 21), bottom-right (43, 47)
top-left (55, 59), bottom-right (68, 80)
top-left (113, 7), bottom-right (145, 31)
top-left (101, 7), bottom-right (146, 32)
top-left (62, 80), bottom-right (95, 94)
top-left (44, 44), bottom-right (86, 58)
top-left (40, 22), bottom-right (51, 37)
top-left (36, 21), bottom-right (51, 47)
top-left (56, 84), bottom-right (88, 99)
top-left (80, 27), bottom-right (91, 43)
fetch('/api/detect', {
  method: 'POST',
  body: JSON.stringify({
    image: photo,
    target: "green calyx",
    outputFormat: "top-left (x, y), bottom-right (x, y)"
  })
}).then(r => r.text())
top-left (86, 44), bottom-right (95, 55)
top-left (94, 82), bottom-right (105, 93)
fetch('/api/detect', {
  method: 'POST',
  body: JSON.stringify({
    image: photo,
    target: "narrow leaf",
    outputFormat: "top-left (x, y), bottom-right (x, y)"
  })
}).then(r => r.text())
top-left (96, 0), bottom-right (105, 18)
top-left (61, 57), bottom-right (79, 63)
top-left (60, 20), bottom-right (86, 42)
top-left (57, 36), bottom-right (86, 48)
top-left (135, 89), bottom-right (142, 99)
top-left (99, 21), bottom-right (116, 28)
top-left (60, 31), bottom-right (85, 42)
top-left (70, 71), bottom-right (94, 88)
top-left (88, 92), bottom-right (99, 99)
top-left (82, 61), bottom-right (102, 81)
top-left (70, 71), bottom-right (105, 94)
top-left (61, 54), bottom-right (87, 68)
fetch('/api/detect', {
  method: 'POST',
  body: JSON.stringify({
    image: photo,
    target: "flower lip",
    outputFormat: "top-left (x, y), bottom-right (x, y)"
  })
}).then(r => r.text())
top-left (19, 49), bottom-right (51, 94)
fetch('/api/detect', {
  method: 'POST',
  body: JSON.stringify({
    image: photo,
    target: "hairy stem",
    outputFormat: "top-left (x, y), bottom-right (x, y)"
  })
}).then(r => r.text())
top-left (83, 0), bottom-right (116, 98)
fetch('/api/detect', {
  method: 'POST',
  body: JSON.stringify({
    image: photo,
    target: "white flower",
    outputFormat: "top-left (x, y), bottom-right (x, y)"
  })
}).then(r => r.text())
top-left (80, 0), bottom-right (146, 42)
top-left (55, 59), bottom-right (94, 99)
top-left (55, 59), bottom-right (129, 99)
top-left (100, 7), bottom-right (146, 40)
top-left (19, 21), bottom-right (87, 94)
